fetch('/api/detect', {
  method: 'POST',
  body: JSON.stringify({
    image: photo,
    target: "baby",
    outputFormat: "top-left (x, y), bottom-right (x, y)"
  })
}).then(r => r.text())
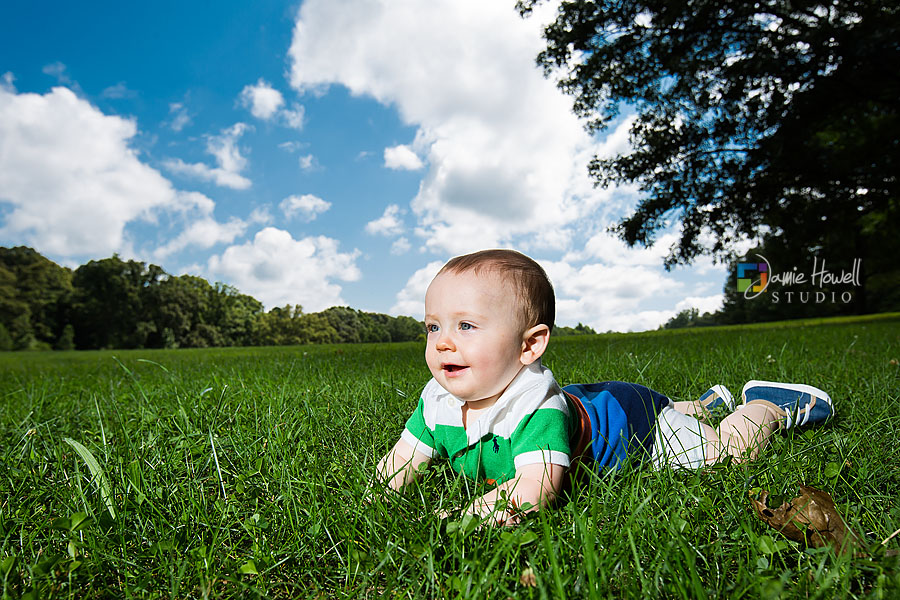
top-left (375, 249), bottom-right (834, 525)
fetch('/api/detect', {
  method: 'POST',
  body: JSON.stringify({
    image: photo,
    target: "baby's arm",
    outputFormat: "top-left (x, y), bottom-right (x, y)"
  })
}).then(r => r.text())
top-left (375, 438), bottom-right (432, 492)
top-left (453, 462), bottom-right (565, 526)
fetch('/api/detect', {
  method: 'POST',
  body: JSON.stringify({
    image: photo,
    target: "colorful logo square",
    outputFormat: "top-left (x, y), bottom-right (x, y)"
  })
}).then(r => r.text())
top-left (737, 262), bottom-right (768, 293)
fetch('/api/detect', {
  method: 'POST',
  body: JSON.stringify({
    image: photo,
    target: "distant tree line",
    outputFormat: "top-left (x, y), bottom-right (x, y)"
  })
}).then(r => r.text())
top-left (11, 242), bottom-right (892, 347)
top-left (0, 246), bottom-right (424, 351)
top-left (554, 323), bottom-right (597, 336)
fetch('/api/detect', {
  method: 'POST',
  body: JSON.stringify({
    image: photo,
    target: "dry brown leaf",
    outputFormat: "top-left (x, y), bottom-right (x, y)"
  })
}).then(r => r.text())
top-left (519, 567), bottom-right (537, 587)
top-left (751, 485), bottom-right (864, 554)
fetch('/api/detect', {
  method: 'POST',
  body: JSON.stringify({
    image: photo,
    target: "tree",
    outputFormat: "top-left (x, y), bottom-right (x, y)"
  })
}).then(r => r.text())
top-left (251, 305), bottom-right (339, 346)
top-left (358, 311), bottom-right (392, 343)
top-left (209, 283), bottom-right (263, 347)
top-left (0, 323), bottom-right (11, 351)
top-left (319, 307), bottom-right (424, 344)
top-left (295, 312), bottom-right (340, 345)
top-left (144, 274), bottom-right (208, 348)
top-left (142, 276), bottom-right (263, 348)
top-left (661, 308), bottom-right (716, 329)
top-left (0, 246), bottom-right (73, 347)
top-left (519, 0), bottom-right (899, 281)
top-left (55, 324), bottom-right (75, 351)
top-left (183, 323), bottom-right (227, 348)
top-left (71, 256), bottom-right (162, 349)
top-left (0, 246), bottom-right (431, 350)
top-left (554, 322), bottom-right (597, 336)
top-left (319, 307), bottom-right (363, 344)
top-left (388, 315), bottom-right (425, 343)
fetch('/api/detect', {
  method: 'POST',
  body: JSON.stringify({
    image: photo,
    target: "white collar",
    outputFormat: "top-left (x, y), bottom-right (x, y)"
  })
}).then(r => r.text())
top-left (439, 360), bottom-right (558, 443)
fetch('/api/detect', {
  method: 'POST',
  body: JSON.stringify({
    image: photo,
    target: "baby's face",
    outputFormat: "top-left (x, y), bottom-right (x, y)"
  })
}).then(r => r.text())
top-left (424, 269), bottom-right (527, 407)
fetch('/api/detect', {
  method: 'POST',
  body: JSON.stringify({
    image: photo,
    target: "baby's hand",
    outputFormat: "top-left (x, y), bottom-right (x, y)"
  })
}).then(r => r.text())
top-left (363, 481), bottom-right (400, 507)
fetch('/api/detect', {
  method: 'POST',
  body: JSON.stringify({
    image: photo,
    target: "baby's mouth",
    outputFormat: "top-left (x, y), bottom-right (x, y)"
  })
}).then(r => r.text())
top-left (442, 364), bottom-right (468, 374)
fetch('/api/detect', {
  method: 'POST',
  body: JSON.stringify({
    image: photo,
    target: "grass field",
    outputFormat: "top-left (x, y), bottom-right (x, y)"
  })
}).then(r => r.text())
top-left (2, 315), bottom-right (899, 598)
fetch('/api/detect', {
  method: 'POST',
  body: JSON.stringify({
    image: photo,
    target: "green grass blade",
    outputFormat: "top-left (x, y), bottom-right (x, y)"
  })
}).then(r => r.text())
top-left (63, 437), bottom-right (117, 520)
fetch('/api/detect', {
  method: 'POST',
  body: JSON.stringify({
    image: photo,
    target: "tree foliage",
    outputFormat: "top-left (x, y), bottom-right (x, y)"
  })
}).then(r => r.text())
top-left (71, 256), bottom-right (162, 349)
top-left (661, 308), bottom-right (717, 329)
top-left (252, 305), bottom-right (340, 346)
top-left (0, 246), bottom-right (72, 349)
top-left (519, 0), bottom-right (899, 271)
top-left (554, 322), bottom-right (598, 336)
top-left (0, 246), bottom-right (424, 351)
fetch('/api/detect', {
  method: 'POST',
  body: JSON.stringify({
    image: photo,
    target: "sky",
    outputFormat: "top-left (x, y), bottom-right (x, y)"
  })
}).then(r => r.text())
top-left (0, 0), bottom-right (732, 332)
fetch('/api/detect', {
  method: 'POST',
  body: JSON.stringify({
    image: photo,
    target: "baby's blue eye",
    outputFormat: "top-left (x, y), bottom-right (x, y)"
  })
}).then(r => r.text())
top-left (459, 322), bottom-right (472, 331)
top-left (426, 324), bottom-right (439, 333)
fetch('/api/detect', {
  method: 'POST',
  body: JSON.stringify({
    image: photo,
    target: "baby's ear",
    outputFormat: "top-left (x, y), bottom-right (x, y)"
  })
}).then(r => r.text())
top-left (520, 324), bottom-right (550, 365)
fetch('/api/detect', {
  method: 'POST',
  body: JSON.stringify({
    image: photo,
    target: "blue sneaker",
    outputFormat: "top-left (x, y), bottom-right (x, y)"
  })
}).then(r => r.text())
top-left (741, 380), bottom-right (834, 429)
top-left (698, 385), bottom-right (734, 412)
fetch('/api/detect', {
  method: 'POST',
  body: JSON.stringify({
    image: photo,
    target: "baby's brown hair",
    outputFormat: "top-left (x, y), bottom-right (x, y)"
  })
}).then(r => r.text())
top-left (439, 249), bottom-right (555, 332)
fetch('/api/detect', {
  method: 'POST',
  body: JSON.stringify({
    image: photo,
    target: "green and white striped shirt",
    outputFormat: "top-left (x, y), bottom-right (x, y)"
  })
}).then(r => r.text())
top-left (401, 362), bottom-right (574, 484)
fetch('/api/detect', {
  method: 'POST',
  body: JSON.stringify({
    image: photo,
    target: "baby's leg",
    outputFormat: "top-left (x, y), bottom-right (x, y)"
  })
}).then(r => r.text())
top-left (672, 400), bottom-right (705, 417)
top-left (669, 381), bottom-right (832, 466)
top-left (708, 380), bottom-right (834, 462)
top-left (705, 403), bottom-right (780, 463)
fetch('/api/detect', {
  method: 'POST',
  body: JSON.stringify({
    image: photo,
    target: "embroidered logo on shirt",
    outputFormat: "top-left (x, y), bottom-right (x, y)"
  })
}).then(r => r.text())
top-left (493, 438), bottom-right (500, 453)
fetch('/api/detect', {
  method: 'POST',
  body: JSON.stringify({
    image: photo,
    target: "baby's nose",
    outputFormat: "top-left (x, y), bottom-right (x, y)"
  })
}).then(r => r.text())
top-left (436, 334), bottom-right (455, 351)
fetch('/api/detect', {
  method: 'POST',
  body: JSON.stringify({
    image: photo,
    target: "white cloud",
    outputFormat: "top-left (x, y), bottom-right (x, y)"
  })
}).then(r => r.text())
top-left (101, 82), bottom-right (136, 99)
top-left (281, 1), bottom-right (732, 328)
top-left (163, 122), bottom-right (252, 189)
top-left (391, 236), bottom-right (411, 255)
top-left (384, 144), bottom-right (423, 170)
top-left (0, 85), bottom-right (182, 256)
top-left (162, 158), bottom-right (251, 190)
top-left (277, 143), bottom-right (320, 170)
top-left (152, 191), bottom-right (250, 260)
top-left (42, 61), bottom-right (70, 83)
top-left (603, 310), bottom-right (678, 333)
top-left (239, 80), bottom-right (305, 130)
top-left (281, 103), bottom-right (305, 130)
top-left (564, 229), bottom-right (674, 268)
top-left (154, 214), bottom-right (247, 260)
top-left (167, 102), bottom-right (191, 132)
top-left (390, 260), bottom-right (445, 317)
top-left (594, 115), bottom-right (635, 159)
top-left (208, 122), bottom-right (250, 175)
top-left (239, 79), bottom-right (285, 120)
top-left (365, 204), bottom-right (405, 236)
top-left (207, 227), bottom-right (361, 311)
top-left (675, 294), bottom-right (724, 315)
top-left (0, 84), bottom-right (248, 264)
top-left (298, 153), bottom-right (319, 171)
top-left (542, 259), bottom-right (686, 332)
top-left (249, 205), bottom-right (273, 225)
top-left (288, 0), bottom-right (622, 255)
top-left (527, 233), bottom-right (730, 331)
top-left (280, 194), bottom-right (331, 222)
top-left (386, 244), bottom-right (722, 330)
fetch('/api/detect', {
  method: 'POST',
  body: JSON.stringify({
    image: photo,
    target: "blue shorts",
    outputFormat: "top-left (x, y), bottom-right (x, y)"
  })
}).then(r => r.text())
top-left (565, 381), bottom-right (708, 471)
top-left (563, 381), bottom-right (670, 470)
